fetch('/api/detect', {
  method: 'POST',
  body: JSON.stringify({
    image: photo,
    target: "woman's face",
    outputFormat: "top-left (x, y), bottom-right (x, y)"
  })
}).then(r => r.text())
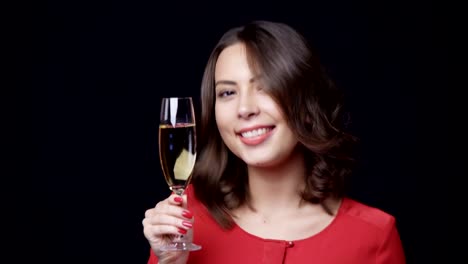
top-left (214, 43), bottom-right (299, 167)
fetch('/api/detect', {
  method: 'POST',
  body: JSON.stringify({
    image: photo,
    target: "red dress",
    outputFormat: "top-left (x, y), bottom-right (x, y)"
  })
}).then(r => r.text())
top-left (148, 186), bottom-right (406, 264)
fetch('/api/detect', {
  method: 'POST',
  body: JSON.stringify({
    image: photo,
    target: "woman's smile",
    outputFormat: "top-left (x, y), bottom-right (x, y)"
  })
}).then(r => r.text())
top-left (237, 126), bottom-right (275, 146)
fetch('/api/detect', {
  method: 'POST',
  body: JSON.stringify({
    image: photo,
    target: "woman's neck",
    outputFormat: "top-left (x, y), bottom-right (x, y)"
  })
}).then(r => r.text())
top-left (245, 150), bottom-right (306, 214)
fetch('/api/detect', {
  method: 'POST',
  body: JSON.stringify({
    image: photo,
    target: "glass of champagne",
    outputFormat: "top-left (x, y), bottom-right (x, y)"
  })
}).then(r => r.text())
top-left (158, 97), bottom-right (202, 251)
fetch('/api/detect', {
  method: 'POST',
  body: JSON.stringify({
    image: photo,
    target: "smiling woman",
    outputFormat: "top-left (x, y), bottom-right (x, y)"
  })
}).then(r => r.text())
top-left (142, 20), bottom-right (406, 264)
top-left (214, 43), bottom-right (299, 167)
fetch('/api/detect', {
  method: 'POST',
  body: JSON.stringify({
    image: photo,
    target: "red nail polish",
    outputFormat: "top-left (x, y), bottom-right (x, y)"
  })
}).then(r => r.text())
top-left (177, 228), bottom-right (187, 234)
top-left (182, 221), bottom-right (193, 228)
top-left (182, 210), bottom-right (193, 219)
top-left (174, 197), bottom-right (183, 203)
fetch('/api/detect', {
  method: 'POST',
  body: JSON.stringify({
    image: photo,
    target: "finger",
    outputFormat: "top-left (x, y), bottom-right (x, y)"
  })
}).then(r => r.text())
top-left (167, 194), bottom-right (184, 206)
top-left (148, 213), bottom-right (194, 230)
top-left (145, 208), bottom-right (155, 218)
top-left (154, 200), bottom-right (192, 219)
top-left (143, 223), bottom-right (187, 240)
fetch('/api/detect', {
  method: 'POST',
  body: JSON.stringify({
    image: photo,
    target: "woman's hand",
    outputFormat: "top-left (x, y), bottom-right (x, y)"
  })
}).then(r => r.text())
top-left (143, 194), bottom-right (194, 264)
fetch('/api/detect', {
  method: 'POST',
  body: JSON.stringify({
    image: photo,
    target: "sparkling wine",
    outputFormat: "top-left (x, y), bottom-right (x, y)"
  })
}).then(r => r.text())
top-left (159, 123), bottom-right (196, 192)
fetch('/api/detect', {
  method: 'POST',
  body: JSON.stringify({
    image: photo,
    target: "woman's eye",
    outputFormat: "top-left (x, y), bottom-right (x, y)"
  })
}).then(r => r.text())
top-left (217, 90), bottom-right (236, 97)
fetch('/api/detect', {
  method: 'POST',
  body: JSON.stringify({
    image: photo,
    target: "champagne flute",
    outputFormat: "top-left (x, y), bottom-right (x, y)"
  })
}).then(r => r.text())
top-left (158, 97), bottom-right (202, 251)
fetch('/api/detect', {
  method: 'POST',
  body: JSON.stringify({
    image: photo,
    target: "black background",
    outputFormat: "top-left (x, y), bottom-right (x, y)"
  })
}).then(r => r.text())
top-left (20, 0), bottom-right (458, 263)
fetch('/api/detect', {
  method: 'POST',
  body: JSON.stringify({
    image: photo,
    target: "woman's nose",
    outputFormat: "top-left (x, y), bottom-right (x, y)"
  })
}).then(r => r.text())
top-left (237, 93), bottom-right (259, 119)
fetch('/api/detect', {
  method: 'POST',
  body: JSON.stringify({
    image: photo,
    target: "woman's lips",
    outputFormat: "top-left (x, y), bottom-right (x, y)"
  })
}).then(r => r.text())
top-left (237, 126), bottom-right (275, 146)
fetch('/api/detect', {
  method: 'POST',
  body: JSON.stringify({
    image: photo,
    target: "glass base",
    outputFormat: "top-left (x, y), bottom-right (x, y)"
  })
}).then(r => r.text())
top-left (159, 242), bottom-right (202, 252)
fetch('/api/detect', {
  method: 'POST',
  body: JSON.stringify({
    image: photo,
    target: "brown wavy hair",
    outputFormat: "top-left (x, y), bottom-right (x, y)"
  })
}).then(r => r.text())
top-left (192, 20), bottom-right (357, 229)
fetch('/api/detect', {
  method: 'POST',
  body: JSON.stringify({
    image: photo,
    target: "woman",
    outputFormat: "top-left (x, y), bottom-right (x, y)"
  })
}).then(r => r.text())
top-left (143, 20), bottom-right (406, 264)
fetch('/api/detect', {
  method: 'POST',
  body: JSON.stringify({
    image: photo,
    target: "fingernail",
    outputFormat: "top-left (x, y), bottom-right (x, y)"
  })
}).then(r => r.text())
top-left (177, 228), bottom-right (187, 234)
top-left (174, 196), bottom-right (183, 203)
top-left (182, 210), bottom-right (193, 219)
top-left (182, 221), bottom-right (193, 228)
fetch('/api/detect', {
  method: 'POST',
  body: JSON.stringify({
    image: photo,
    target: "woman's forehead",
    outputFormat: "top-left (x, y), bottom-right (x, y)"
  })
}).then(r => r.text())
top-left (214, 43), bottom-right (252, 83)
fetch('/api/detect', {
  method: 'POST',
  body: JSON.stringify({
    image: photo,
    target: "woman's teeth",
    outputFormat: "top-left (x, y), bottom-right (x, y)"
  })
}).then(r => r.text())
top-left (241, 128), bottom-right (271, 138)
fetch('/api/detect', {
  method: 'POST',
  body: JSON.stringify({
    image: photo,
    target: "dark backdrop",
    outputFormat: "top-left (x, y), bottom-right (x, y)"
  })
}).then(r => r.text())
top-left (25, 0), bottom-right (455, 263)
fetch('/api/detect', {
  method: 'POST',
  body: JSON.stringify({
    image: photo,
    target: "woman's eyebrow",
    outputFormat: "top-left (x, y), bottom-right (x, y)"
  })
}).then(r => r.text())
top-left (215, 80), bottom-right (237, 87)
top-left (215, 75), bottom-right (261, 87)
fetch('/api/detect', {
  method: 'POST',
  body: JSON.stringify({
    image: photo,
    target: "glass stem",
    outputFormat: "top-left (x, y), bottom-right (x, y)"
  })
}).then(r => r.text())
top-left (172, 187), bottom-right (187, 243)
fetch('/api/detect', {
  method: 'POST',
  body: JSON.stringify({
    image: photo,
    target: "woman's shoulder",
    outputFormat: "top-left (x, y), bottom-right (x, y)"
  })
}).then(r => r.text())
top-left (184, 184), bottom-right (198, 206)
top-left (184, 184), bottom-right (224, 228)
top-left (185, 184), bottom-right (210, 215)
top-left (339, 197), bottom-right (398, 231)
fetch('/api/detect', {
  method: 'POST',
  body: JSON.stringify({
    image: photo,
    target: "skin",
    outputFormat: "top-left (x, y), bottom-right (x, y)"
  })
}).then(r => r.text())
top-left (143, 194), bottom-right (192, 264)
top-left (214, 43), bottom-right (299, 168)
top-left (215, 43), bottom-right (338, 240)
top-left (142, 43), bottom-right (340, 263)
